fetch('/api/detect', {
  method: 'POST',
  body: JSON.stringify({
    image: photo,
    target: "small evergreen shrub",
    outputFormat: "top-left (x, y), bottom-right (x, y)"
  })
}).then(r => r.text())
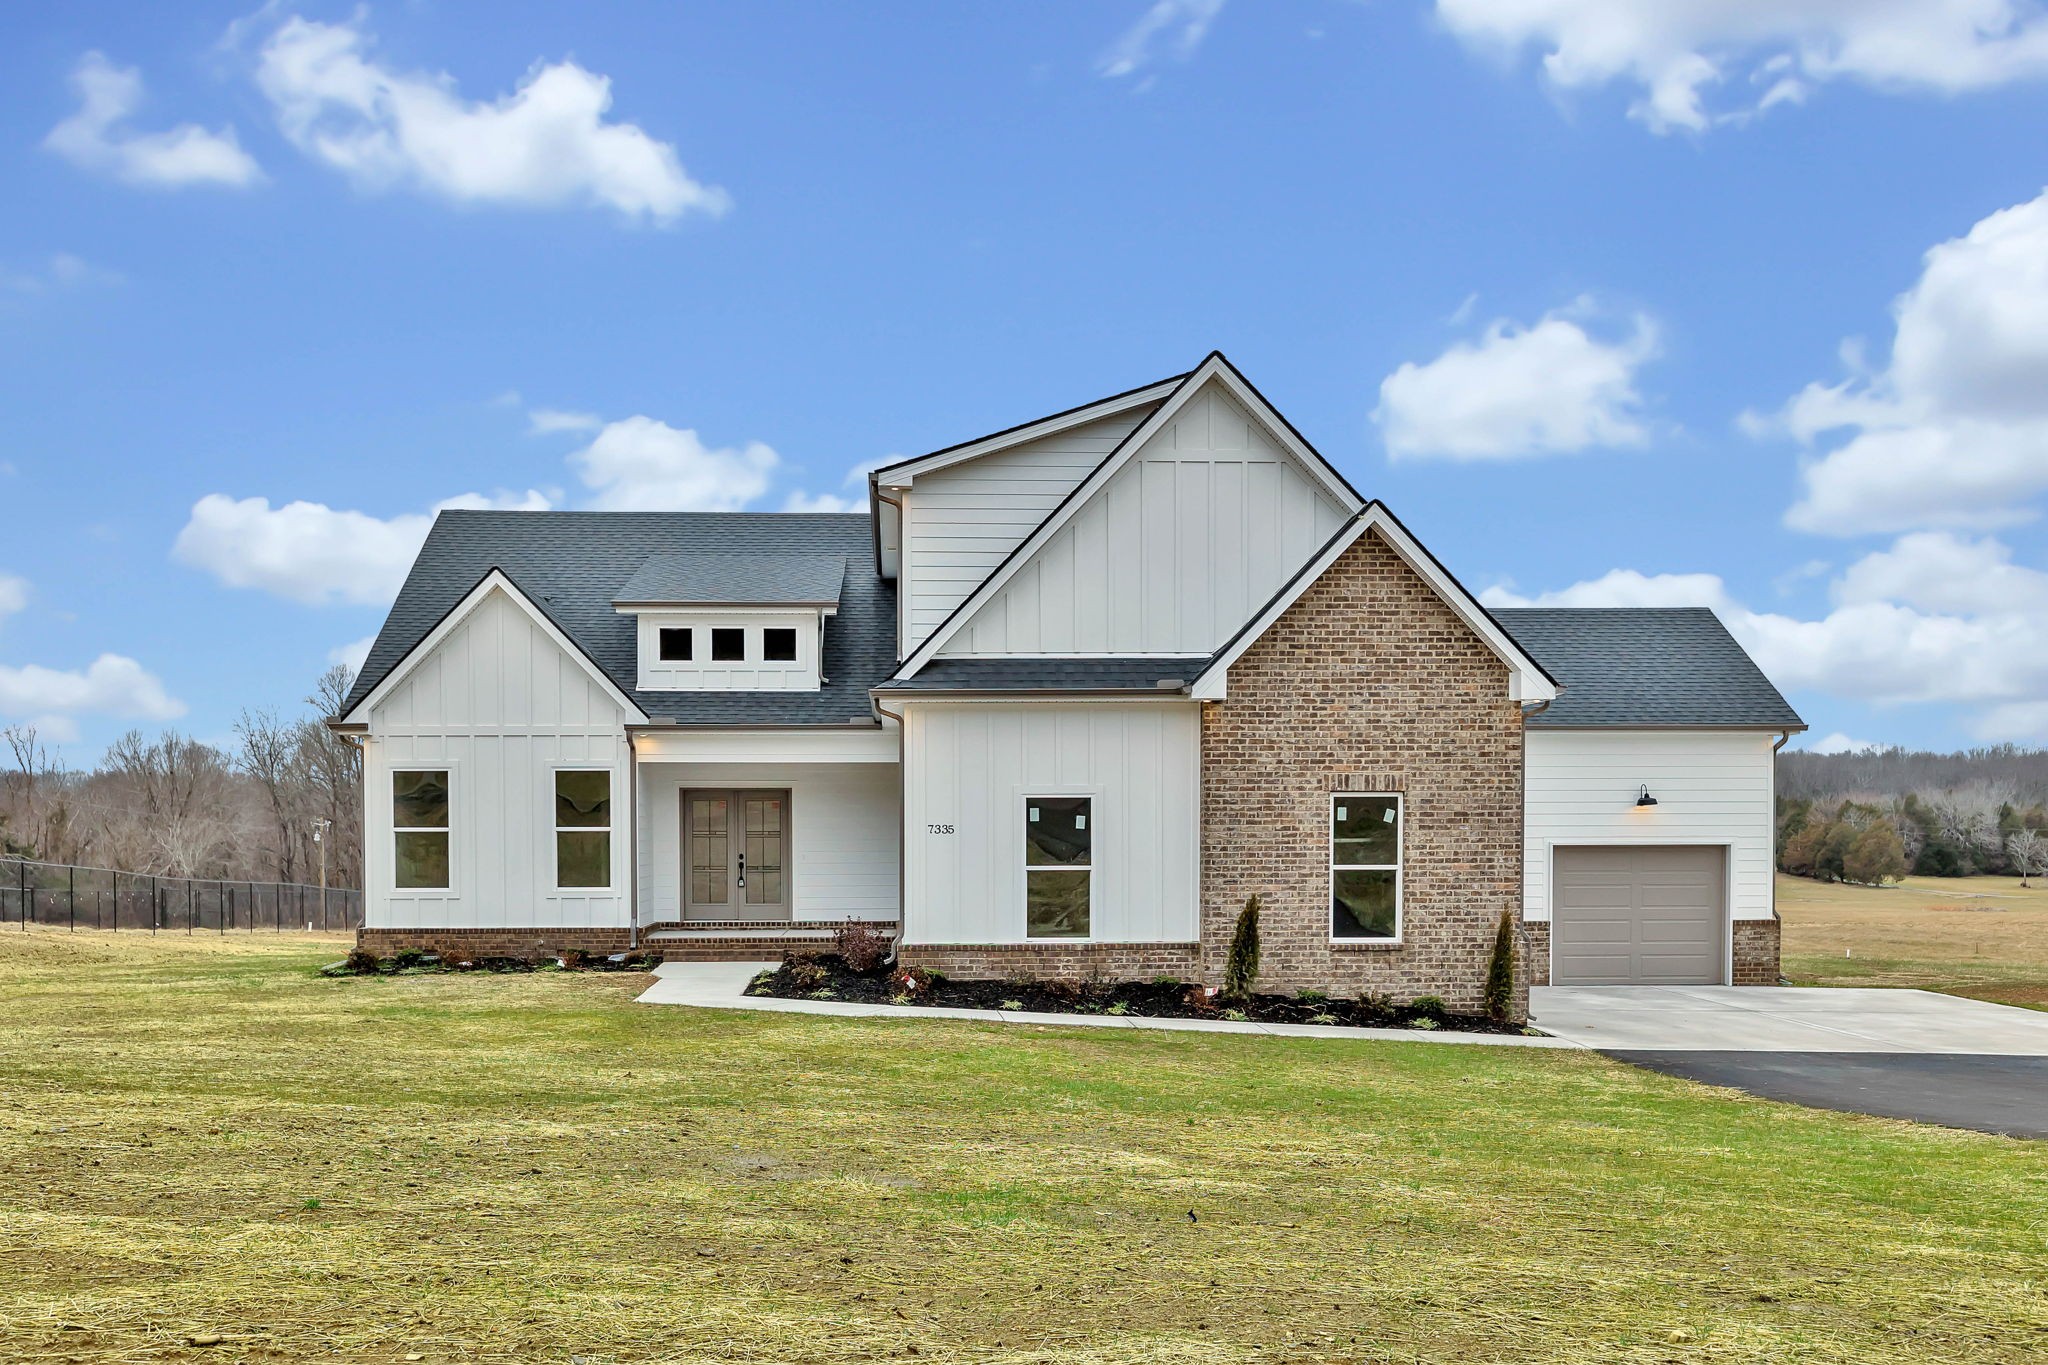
top-left (1411, 994), bottom-right (1447, 1022)
top-left (1294, 988), bottom-right (1328, 1004)
top-left (1222, 895), bottom-right (1262, 998)
top-left (1483, 910), bottom-right (1516, 1023)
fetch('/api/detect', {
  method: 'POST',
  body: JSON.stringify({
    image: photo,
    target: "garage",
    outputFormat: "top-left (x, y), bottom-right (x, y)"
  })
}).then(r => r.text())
top-left (1551, 845), bottom-right (1726, 985)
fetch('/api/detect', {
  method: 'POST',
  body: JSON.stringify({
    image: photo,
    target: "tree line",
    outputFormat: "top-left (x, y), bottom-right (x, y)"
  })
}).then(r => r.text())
top-left (1777, 745), bottom-right (2048, 887)
top-left (0, 664), bottom-right (362, 890)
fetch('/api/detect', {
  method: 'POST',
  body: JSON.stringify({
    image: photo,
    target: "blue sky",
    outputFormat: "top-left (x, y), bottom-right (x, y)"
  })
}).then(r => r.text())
top-left (6, 0), bottom-right (2048, 760)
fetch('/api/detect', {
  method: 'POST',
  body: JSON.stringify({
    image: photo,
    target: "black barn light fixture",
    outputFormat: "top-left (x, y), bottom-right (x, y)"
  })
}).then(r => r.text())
top-left (1635, 785), bottom-right (1659, 807)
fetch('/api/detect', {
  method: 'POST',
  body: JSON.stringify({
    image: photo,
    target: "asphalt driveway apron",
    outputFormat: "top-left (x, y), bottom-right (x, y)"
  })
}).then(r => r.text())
top-left (1531, 986), bottom-right (2048, 1139)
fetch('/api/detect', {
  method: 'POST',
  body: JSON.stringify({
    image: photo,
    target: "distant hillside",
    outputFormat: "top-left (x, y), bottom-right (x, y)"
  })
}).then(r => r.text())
top-left (1778, 745), bottom-right (2048, 805)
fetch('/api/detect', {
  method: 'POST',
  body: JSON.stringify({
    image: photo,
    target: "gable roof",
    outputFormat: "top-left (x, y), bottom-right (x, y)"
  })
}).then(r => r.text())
top-left (867, 369), bottom-right (1188, 487)
top-left (892, 351), bottom-right (1369, 679)
top-left (338, 511), bottom-right (895, 727)
top-left (1187, 504), bottom-right (1559, 703)
top-left (613, 552), bottom-right (845, 608)
top-left (1494, 607), bottom-right (1806, 730)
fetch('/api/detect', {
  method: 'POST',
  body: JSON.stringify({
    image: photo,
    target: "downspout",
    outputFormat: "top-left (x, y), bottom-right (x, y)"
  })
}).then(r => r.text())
top-left (626, 730), bottom-right (640, 952)
top-left (1769, 729), bottom-right (1793, 952)
top-left (871, 691), bottom-right (908, 959)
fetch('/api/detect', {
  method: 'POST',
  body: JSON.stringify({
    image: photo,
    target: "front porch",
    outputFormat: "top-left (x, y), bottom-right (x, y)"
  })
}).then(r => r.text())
top-left (631, 725), bottom-right (902, 954)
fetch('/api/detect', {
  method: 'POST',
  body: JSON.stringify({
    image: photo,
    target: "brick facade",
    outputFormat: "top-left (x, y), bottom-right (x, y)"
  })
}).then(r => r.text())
top-left (1732, 917), bottom-right (1782, 985)
top-left (1524, 921), bottom-right (1551, 987)
top-left (1197, 528), bottom-right (1528, 1021)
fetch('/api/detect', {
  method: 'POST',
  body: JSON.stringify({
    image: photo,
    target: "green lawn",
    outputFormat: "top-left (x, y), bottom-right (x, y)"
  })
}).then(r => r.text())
top-left (2, 929), bottom-right (2045, 1363)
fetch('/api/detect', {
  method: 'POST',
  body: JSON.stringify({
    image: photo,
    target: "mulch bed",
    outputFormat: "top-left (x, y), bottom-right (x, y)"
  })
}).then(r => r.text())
top-left (747, 953), bottom-right (1524, 1034)
top-left (322, 948), bottom-right (661, 977)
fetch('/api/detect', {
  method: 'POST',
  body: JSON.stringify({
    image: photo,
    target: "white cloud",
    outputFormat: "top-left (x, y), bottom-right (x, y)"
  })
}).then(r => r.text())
top-left (527, 407), bottom-right (603, 435)
top-left (254, 15), bottom-right (728, 222)
top-left (0, 654), bottom-right (186, 741)
top-left (781, 457), bottom-right (888, 514)
top-left (1804, 732), bottom-right (1880, 755)
top-left (571, 417), bottom-right (777, 511)
top-left (0, 574), bottom-right (27, 625)
top-left (328, 635), bottom-right (375, 673)
top-left (1486, 532), bottom-right (2048, 740)
top-left (44, 52), bottom-right (261, 188)
top-left (173, 487), bottom-right (551, 607)
top-left (1760, 186), bottom-right (2048, 536)
top-left (1375, 304), bottom-right (1658, 460)
top-left (1434, 1), bottom-right (2048, 133)
top-left (1, 252), bottom-right (119, 295)
top-left (1100, 0), bottom-right (1227, 79)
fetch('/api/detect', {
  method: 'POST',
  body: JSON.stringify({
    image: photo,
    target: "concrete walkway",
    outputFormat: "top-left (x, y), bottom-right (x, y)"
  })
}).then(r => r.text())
top-left (1531, 985), bottom-right (2048, 1054)
top-left (635, 961), bottom-right (1580, 1047)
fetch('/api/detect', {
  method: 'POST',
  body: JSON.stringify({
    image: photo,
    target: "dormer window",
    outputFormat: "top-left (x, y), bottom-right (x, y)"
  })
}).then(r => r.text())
top-left (614, 551), bottom-right (844, 694)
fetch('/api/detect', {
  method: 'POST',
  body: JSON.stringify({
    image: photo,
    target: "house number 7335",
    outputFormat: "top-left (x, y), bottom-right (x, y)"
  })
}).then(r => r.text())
top-left (927, 823), bottom-right (956, 835)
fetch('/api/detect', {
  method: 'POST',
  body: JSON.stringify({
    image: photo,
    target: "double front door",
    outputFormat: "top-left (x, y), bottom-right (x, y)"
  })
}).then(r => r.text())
top-left (683, 789), bottom-right (791, 921)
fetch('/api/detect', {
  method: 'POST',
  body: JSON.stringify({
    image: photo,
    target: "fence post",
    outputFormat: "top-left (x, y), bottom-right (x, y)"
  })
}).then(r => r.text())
top-left (69, 864), bottom-right (76, 932)
top-left (19, 860), bottom-right (27, 930)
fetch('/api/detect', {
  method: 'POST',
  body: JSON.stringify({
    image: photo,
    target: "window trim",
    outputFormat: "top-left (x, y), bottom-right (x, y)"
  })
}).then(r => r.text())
top-left (657, 626), bottom-right (693, 662)
top-left (551, 766), bottom-right (615, 892)
top-left (762, 626), bottom-right (798, 662)
top-left (1329, 791), bottom-right (1402, 944)
top-left (390, 765), bottom-right (453, 895)
top-left (1022, 792), bottom-right (1094, 941)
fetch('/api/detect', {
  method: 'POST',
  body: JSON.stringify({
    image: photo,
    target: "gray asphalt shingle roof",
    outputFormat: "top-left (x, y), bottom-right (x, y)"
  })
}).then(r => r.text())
top-left (339, 511), bottom-right (893, 726)
top-left (613, 552), bottom-right (845, 607)
top-left (875, 657), bottom-right (1209, 693)
top-left (1493, 607), bottom-right (1805, 729)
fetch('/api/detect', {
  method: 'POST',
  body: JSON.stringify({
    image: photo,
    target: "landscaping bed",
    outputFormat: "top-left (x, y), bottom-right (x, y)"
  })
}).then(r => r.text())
top-left (746, 952), bottom-right (1526, 1034)
top-left (321, 946), bottom-right (661, 977)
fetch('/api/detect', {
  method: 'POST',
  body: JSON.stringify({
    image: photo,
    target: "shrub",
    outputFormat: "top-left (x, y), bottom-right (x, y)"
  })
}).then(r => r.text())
top-left (1150, 975), bottom-right (1183, 988)
top-left (781, 955), bottom-right (829, 993)
top-left (1410, 995), bottom-right (1447, 1022)
top-left (833, 922), bottom-right (891, 973)
top-left (1222, 895), bottom-right (1261, 998)
top-left (999, 999), bottom-right (1025, 1011)
top-left (342, 948), bottom-right (379, 974)
top-left (1845, 823), bottom-right (1908, 886)
top-left (1483, 910), bottom-right (1515, 1023)
top-left (1409, 1017), bottom-right (1440, 1031)
top-left (1106, 1000), bottom-right (1130, 1016)
top-left (1294, 987), bottom-right (1328, 1004)
top-left (391, 949), bottom-right (425, 971)
top-left (1310, 1012), bottom-right (1339, 1026)
top-left (1221, 1008), bottom-right (1249, 1023)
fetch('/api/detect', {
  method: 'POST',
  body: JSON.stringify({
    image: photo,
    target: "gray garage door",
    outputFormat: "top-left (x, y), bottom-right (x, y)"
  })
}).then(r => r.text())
top-left (1552, 845), bottom-right (1726, 986)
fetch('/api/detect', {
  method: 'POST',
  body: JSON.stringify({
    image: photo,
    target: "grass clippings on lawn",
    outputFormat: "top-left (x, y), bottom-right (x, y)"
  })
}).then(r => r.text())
top-left (2, 927), bottom-right (2046, 1363)
top-left (1778, 872), bottom-right (2048, 1008)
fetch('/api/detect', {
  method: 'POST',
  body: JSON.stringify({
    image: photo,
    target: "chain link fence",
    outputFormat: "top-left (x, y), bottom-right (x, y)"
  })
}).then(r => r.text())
top-left (0, 858), bottom-right (361, 933)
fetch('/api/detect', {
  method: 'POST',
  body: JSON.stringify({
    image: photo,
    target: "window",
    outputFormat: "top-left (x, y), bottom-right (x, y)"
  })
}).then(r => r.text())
top-left (711, 627), bottom-right (745, 661)
top-left (555, 770), bottom-right (612, 888)
top-left (393, 770), bottom-right (449, 890)
top-left (763, 627), bottom-right (797, 662)
top-left (1025, 796), bottom-right (1090, 938)
top-left (1331, 794), bottom-right (1400, 940)
top-left (658, 627), bottom-right (693, 661)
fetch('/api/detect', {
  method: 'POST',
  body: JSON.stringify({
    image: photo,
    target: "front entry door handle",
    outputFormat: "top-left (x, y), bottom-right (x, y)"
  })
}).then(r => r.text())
top-left (737, 852), bottom-right (746, 888)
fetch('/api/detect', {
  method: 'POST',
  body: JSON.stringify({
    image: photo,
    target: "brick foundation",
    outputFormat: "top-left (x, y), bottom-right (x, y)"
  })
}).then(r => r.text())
top-left (356, 926), bottom-right (635, 959)
top-left (1198, 528), bottom-right (1528, 1022)
top-left (896, 942), bottom-right (1203, 982)
top-left (1525, 922), bottom-right (1551, 986)
top-left (1732, 917), bottom-right (1782, 985)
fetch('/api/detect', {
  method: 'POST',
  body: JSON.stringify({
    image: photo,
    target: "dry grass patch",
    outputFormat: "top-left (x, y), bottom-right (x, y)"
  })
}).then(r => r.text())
top-left (2, 927), bottom-right (2046, 1363)
top-left (1778, 873), bottom-right (2048, 1007)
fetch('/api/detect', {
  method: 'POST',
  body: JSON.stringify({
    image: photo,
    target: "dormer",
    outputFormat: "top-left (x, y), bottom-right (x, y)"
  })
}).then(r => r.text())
top-left (613, 552), bottom-right (844, 692)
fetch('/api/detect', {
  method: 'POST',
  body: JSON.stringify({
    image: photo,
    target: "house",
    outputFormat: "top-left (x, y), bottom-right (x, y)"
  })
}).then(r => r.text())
top-left (331, 353), bottom-right (1804, 1018)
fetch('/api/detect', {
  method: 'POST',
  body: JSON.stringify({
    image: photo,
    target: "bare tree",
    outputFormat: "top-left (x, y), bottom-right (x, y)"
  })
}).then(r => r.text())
top-left (234, 708), bottom-right (304, 882)
top-left (298, 665), bottom-right (363, 890)
top-left (2010, 829), bottom-right (2044, 888)
top-left (101, 730), bottom-right (242, 877)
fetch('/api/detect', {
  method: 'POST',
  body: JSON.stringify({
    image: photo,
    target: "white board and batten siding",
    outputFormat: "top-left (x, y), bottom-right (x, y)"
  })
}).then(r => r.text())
top-left (900, 409), bottom-right (1152, 653)
top-left (901, 700), bottom-right (1201, 945)
top-left (636, 760), bottom-right (901, 923)
top-left (938, 382), bottom-right (1350, 657)
top-left (1523, 728), bottom-right (1778, 924)
top-left (363, 585), bottom-right (634, 931)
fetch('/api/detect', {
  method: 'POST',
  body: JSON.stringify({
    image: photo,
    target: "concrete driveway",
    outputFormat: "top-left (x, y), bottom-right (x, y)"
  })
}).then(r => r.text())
top-left (1532, 985), bottom-right (2048, 1138)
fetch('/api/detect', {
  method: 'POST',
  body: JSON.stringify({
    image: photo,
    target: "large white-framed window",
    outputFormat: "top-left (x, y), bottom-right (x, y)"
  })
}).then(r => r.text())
top-left (1331, 792), bottom-right (1401, 941)
top-left (1024, 795), bottom-right (1092, 939)
top-left (392, 769), bottom-right (451, 891)
top-left (554, 768), bottom-right (613, 889)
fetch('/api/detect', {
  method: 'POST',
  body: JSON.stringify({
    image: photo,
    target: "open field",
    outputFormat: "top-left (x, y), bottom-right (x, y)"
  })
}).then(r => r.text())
top-left (3, 929), bottom-right (2046, 1363)
top-left (1778, 873), bottom-right (2048, 1008)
